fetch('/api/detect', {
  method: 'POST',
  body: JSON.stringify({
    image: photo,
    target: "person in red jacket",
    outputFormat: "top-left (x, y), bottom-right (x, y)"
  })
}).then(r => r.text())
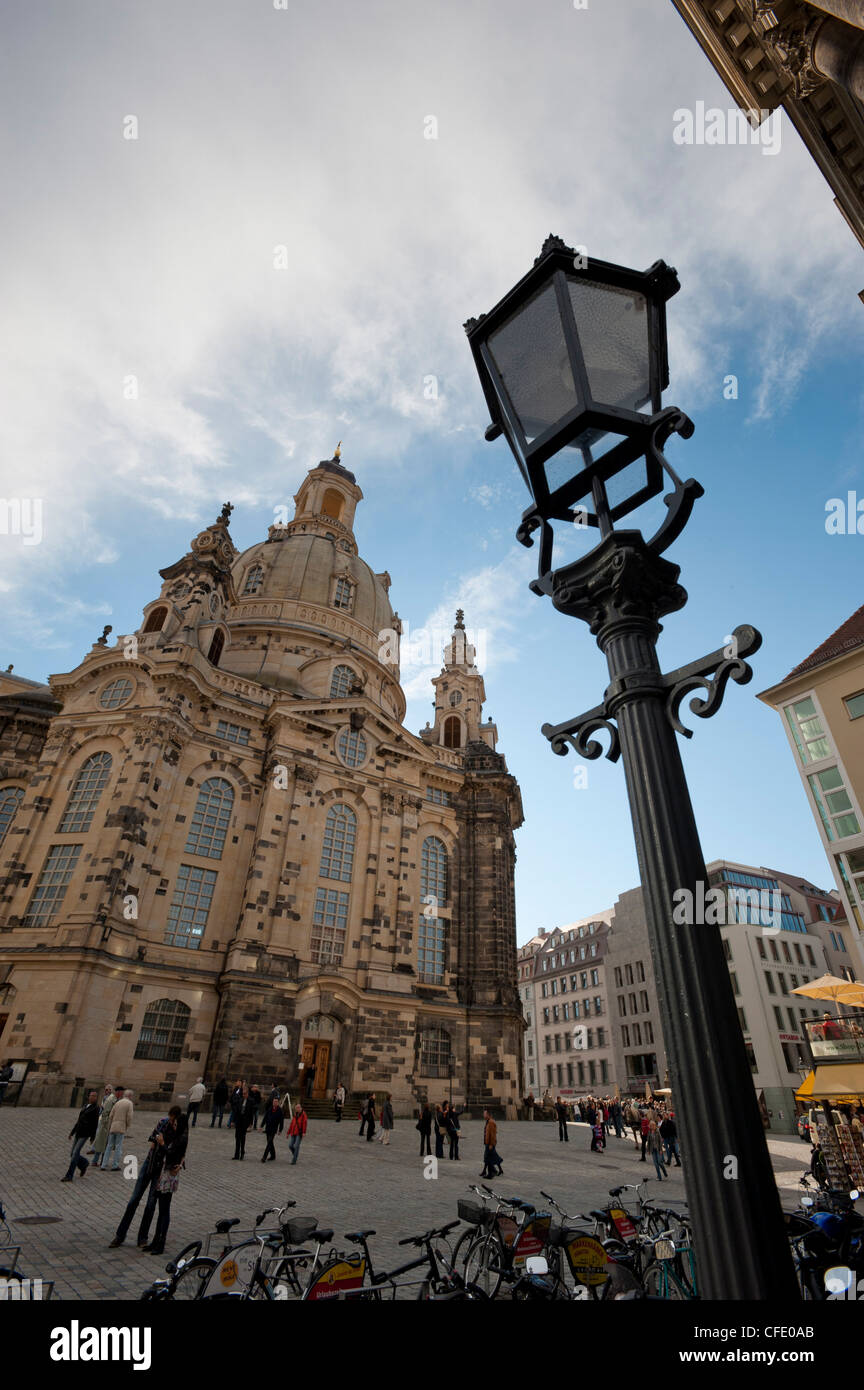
top-left (287, 1103), bottom-right (308, 1165)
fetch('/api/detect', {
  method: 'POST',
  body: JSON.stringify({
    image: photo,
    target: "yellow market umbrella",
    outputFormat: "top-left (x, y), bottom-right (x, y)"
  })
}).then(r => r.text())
top-left (790, 974), bottom-right (864, 1008)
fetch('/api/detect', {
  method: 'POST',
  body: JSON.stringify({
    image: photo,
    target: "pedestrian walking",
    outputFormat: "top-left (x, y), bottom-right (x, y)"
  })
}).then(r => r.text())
top-left (334, 1081), bottom-right (346, 1122)
top-left (231, 1082), bottom-right (254, 1160)
top-left (445, 1103), bottom-right (461, 1160)
top-left (186, 1077), bottom-right (206, 1127)
top-left (647, 1120), bottom-right (668, 1181)
top-left (377, 1093), bottom-right (394, 1145)
top-left (304, 1064), bottom-right (316, 1099)
top-left (639, 1110), bottom-right (651, 1162)
top-left (365, 1093), bottom-right (376, 1142)
top-left (417, 1102), bottom-right (432, 1156)
top-left (554, 1097), bottom-right (569, 1143)
top-left (590, 1119), bottom-right (605, 1152)
top-left (433, 1104), bottom-right (445, 1160)
top-left (611, 1100), bottom-right (623, 1139)
top-left (211, 1078), bottom-right (229, 1128)
top-left (61, 1090), bottom-right (99, 1181)
top-left (109, 1107), bottom-right (183, 1248)
top-left (261, 1096), bottom-right (284, 1162)
top-left (481, 1110), bottom-right (502, 1178)
top-left (287, 1103), bottom-right (307, 1164)
top-left (227, 1079), bottom-right (242, 1129)
top-left (93, 1085), bottom-right (119, 1164)
top-left (249, 1083), bottom-right (262, 1130)
top-left (659, 1113), bottom-right (681, 1168)
top-left (143, 1115), bottom-right (188, 1255)
top-left (358, 1092), bottom-right (372, 1137)
top-left (101, 1089), bottom-right (133, 1170)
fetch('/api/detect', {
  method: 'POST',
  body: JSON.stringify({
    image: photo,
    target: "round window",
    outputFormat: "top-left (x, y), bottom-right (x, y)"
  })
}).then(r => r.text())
top-left (337, 727), bottom-right (367, 768)
top-left (100, 678), bottom-right (134, 710)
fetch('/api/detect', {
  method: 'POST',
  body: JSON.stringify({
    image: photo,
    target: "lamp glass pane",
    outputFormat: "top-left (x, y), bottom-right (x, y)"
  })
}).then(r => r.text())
top-left (487, 282), bottom-right (582, 442)
top-left (568, 280), bottom-right (651, 412)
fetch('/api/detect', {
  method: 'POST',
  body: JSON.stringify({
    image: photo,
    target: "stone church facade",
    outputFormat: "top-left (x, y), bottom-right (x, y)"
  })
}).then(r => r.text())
top-left (0, 455), bottom-right (524, 1114)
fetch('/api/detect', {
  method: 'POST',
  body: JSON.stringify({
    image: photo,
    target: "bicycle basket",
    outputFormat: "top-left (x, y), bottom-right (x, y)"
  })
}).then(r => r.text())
top-left (285, 1217), bottom-right (320, 1245)
top-left (457, 1199), bottom-right (490, 1227)
top-left (654, 1237), bottom-right (676, 1262)
top-left (548, 1221), bottom-right (583, 1248)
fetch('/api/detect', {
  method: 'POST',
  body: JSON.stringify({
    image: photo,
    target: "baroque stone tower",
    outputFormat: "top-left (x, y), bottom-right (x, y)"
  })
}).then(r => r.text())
top-left (0, 453), bottom-right (524, 1115)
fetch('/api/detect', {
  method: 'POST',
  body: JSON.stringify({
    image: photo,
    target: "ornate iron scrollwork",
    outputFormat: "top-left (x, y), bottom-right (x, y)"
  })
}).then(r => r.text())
top-left (541, 704), bottom-right (621, 762)
top-left (664, 625), bottom-right (763, 737)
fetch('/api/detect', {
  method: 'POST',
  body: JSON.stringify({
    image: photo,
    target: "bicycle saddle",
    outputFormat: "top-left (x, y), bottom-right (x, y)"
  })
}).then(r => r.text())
top-left (345, 1229), bottom-right (376, 1242)
top-left (608, 1187), bottom-right (624, 1197)
top-left (215, 1218), bottom-right (240, 1233)
top-left (589, 1209), bottom-right (608, 1222)
top-left (312, 1228), bottom-right (334, 1243)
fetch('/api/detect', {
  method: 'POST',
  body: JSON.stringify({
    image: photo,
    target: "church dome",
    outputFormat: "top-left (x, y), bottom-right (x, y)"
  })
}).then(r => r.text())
top-left (229, 531), bottom-right (396, 644)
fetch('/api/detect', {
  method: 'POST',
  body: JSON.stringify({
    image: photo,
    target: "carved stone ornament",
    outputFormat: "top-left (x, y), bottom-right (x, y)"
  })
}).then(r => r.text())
top-left (762, 12), bottom-right (827, 98)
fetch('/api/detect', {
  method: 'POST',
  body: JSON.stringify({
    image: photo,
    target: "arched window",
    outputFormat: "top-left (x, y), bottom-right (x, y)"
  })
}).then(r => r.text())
top-left (0, 787), bottom-right (23, 846)
top-left (319, 803), bottom-right (357, 882)
top-left (207, 629), bottom-right (225, 666)
top-left (330, 665), bottom-right (358, 698)
top-left (333, 577), bottom-right (353, 612)
top-left (142, 606), bottom-right (167, 634)
top-left (99, 678), bottom-right (134, 710)
top-left (242, 564), bottom-right (264, 595)
top-left (443, 716), bottom-right (462, 749)
top-left (420, 1027), bottom-right (451, 1077)
top-left (337, 728), bottom-right (367, 768)
top-left (185, 777), bottom-right (234, 858)
top-left (322, 488), bottom-right (344, 522)
top-left (421, 835), bottom-right (448, 907)
top-left (59, 752), bottom-right (112, 833)
top-left (134, 998), bottom-right (191, 1062)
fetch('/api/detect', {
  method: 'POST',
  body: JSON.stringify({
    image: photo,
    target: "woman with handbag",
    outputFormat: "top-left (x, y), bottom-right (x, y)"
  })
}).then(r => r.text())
top-left (143, 1114), bottom-right (188, 1255)
top-left (417, 1103), bottom-right (432, 1157)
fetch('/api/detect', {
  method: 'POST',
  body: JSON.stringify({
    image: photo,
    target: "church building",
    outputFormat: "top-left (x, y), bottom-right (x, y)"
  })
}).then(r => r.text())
top-left (0, 453), bottom-right (524, 1114)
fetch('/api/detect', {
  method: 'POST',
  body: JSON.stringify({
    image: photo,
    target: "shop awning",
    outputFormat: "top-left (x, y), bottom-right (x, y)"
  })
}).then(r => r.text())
top-left (795, 1065), bottom-right (864, 1101)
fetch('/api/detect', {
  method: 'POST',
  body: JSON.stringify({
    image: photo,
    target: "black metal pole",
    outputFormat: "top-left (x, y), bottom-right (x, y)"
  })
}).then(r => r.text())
top-left (549, 531), bottom-right (799, 1300)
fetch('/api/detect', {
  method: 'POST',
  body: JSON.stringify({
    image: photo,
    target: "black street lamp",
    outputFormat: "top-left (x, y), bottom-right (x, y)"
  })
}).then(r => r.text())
top-left (464, 236), bottom-right (799, 1301)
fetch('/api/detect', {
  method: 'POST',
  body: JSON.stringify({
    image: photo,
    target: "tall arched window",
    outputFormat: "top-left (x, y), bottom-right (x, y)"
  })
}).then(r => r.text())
top-left (59, 752), bottom-right (112, 833)
top-left (207, 629), bottom-right (225, 666)
top-left (0, 787), bottom-right (23, 846)
top-left (332, 577), bottom-right (353, 612)
top-left (242, 564), bottom-right (264, 595)
top-left (330, 665), bottom-right (358, 698)
top-left (420, 1027), bottom-right (451, 1077)
top-left (322, 488), bottom-right (344, 521)
top-left (134, 998), bottom-right (191, 1062)
top-left (185, 777), bottom-right (234, 858)
top-left (319, 803), bottom-right (357, 882)
top-left (421, 836), bottom-right (448, 907)
top-left (443, 716), bottom-right (462, 749)
top-left (142, 606), bottom-right (167, 634)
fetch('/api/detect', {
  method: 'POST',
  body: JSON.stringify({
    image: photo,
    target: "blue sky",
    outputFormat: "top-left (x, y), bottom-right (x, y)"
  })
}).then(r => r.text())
top-left (1, 0), bottom-right (863, 942)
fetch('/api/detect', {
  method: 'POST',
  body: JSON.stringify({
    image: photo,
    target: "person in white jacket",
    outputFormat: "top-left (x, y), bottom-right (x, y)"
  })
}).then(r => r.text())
top-left (101, 1090), bottom-right (134, 1170)
top-left (187, 1078), bottom-right (206, 1128)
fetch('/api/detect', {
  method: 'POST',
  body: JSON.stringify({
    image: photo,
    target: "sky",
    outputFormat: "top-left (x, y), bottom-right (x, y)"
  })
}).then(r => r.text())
top-left (1, 0), bottom-right (863, 943)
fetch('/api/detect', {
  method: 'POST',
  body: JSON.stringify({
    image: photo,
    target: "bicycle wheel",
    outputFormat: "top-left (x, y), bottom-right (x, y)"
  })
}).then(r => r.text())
top-left (172, 1257), bottom-right (217, 1301)
top-left (462, 1232), bottom-right (504, 1300)
top-left (451, 1224), bottom-right (480, 1272)
top-left (642, 1262), bottom-right (689, 1300)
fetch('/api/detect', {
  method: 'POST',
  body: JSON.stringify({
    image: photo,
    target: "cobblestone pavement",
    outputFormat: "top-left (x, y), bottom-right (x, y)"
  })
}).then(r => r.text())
top-left (0, 1107), bottom-right (811, 1300)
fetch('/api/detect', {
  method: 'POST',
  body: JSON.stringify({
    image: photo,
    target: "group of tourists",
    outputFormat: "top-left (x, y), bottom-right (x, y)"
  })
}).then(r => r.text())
top-left (522, 1091), bottom-right (682, 1181)
top-left (358, 1091), bottom-right (395, 1144)
top-left (62, 1084), bottom-right (135, 1178)
top-left (415, 1101), bottom-right (461, 1159)
top-left (224, 1081), bottom-right (309, 1164)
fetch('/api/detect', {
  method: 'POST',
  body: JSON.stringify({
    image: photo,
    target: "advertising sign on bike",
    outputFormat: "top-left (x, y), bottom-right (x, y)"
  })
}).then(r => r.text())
top-left (566, 1235), bottom-right (609, 1287)
top-left (209, 1244), bottom-right (259, 1295)
top-left (609, 1207), bottom-right (637, 1243)
top-left (511, 1212), bottom-right (551, 1267)
top-left (305, 1255), bottom-right (366, 1301)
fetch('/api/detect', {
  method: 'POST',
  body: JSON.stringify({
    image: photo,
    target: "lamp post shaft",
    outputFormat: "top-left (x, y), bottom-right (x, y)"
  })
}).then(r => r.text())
top-left (586, 558), bottom-right (799, 1300)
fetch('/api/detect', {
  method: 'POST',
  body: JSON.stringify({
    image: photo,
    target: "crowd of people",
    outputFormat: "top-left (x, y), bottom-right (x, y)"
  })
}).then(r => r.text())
top-left (523, 1091), bottom-right (682, 1181)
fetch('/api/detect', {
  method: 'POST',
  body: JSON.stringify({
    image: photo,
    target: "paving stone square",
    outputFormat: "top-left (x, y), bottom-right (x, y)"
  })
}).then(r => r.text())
top-left (0, 1107), bottom-right (810, 1300)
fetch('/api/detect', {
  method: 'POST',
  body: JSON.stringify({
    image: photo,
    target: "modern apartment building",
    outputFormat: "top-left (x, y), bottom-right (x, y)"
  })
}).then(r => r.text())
top-left (708, 860), bottom-right (832, 1132)
top-left (606, 887), bottom-right (669, 1097)
top-left (759, 607), bottom-right (864, 983)
top-left (528, 913), bottom-right (615, 1101)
